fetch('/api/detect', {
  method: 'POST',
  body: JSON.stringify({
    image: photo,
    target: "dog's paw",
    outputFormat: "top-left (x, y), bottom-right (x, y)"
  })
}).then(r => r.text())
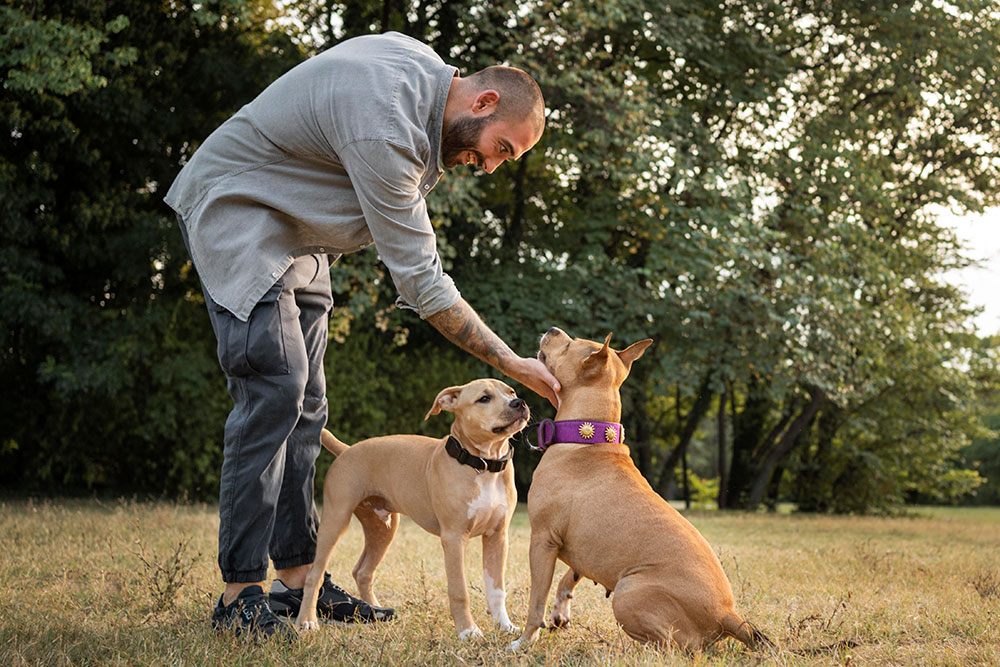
top-left (458, 625), bottom-right (484, 641)
top-left (548, 612), bottom-right (571, 629)
top-left (295, 617), bottom-right (320, 632)
top-left (498, 621), bottom-right (521, 634)
top-left (508, 638), bottom-right (522, 651)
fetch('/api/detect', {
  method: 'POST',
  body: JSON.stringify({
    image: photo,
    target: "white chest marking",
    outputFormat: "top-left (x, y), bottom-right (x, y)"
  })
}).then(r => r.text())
top-left (467, 475), bottom-right (508, 532)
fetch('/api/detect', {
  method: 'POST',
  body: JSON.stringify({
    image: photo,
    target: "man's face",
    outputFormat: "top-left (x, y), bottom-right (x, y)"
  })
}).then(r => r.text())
top-left (441, 112), bottom-right (538, 174)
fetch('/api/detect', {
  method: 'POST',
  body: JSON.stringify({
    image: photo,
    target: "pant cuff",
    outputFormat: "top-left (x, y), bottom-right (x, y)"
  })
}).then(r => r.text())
top-left (221, 568), bottom-right (268, 584)
top-left (272, 551), bottom-right (316, 571)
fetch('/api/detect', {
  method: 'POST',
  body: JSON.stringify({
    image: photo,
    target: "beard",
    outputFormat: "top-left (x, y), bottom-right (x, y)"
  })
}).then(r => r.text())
top-left (441, 114), bottom-right (494, 169)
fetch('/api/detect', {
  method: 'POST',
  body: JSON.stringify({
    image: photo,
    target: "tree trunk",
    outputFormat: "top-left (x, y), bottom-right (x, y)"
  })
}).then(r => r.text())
top-left (725, 377), bottom-right (778, 507)
top-left (654, 376), bottom-right (713, 497)
top-left (746, 387), bottom-right (826, 508)
top-left (717, 387), bottom-right (729, 508)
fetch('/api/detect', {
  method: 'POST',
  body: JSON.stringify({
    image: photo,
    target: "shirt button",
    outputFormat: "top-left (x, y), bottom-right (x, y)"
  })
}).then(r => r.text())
top-left (319, 247), bottom-right (325, 253)
top-left (271, 271), bottom-right (279, 278)
top-left (423, 184), bottom-right (430, 190)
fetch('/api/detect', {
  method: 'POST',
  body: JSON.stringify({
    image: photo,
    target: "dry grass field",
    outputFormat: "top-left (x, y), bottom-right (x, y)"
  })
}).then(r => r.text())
top-left (1, 497), bottom-right (998, 666)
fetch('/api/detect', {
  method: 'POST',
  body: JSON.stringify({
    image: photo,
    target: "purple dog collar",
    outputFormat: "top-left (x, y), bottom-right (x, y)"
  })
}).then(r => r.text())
top-left (534, 418), bottom-right (625, 451)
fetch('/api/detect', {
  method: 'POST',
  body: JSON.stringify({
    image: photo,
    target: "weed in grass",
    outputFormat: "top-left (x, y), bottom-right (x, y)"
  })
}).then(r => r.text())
top-left (969, 570), bottom-right (1000, 600)
top-left (131, 528), bottom-right (200, 619)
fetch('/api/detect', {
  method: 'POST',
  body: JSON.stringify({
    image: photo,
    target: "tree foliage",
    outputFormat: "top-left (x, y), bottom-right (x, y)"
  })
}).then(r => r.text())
top-left (2, 0), bottom-right (998, 512)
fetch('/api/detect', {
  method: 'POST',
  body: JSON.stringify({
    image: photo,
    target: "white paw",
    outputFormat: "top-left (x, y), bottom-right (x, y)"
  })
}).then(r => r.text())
top-left (508, 638), bottom-right (522, 651)
top-left (498, 622), bottom-right (521, 634)
top-left (458, 626), bottom-right (484, 641)
top-left (296, 618), bottom-right (320, 632)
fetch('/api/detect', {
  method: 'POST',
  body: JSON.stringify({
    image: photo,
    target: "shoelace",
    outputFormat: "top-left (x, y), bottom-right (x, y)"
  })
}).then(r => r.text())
top-left (321, 575), bottom-right (374, 611)
top-left (237, 592), bottom-right (282, 627)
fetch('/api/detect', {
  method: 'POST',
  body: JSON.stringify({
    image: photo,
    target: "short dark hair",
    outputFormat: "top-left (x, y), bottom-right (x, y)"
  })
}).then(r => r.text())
top-left (466, 66), bottom-right (545, 137)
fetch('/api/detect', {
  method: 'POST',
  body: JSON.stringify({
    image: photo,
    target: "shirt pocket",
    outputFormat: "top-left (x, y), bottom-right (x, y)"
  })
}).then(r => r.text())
top-left (213, 279), bottom-right (289, 377)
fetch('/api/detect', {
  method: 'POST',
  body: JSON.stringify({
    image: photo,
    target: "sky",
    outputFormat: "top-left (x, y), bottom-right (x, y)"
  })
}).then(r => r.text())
top-left (941, 207), bottom-right (1000, 337)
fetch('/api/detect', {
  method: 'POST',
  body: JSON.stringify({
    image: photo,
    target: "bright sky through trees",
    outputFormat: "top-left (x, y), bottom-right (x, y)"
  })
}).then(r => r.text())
top-left (944, 207), bottom-right (1000, 336)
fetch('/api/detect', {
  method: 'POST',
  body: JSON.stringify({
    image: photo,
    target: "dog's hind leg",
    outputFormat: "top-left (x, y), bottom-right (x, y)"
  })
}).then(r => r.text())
top-left (549, 567), bottom-right (581, 629)
top-left (351, 507), bottom-right (399, 607)
top-left (611, 578), bottom-right (703, 649)
top-left (296, 492), bottom-right (356, 630)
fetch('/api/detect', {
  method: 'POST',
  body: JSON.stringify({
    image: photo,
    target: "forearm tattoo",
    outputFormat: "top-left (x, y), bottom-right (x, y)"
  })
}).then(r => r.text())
top-left (428, 299), bottom-right (515, 370)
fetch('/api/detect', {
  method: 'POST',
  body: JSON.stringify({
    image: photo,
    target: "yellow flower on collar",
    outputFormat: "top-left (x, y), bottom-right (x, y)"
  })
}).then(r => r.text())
top-left (578, 422), bottom-right (595, 439)
top-left (605, 426), bottom-right (618, 443)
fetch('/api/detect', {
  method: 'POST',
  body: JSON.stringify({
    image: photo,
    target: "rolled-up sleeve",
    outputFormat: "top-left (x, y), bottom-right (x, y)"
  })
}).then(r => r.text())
top-left (338, 140), bottom-right (460, 318)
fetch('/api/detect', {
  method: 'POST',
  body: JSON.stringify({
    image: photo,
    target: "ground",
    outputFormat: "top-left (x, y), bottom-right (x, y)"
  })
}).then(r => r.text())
top-left (1, 498), bottom-right (997, 665)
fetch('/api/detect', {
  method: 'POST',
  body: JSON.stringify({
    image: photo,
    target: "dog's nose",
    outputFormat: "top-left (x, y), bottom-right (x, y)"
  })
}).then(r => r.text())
top-left (547, 327), bottom-right (560, 336)
top-left (510, 398), bottom-right (525, 410)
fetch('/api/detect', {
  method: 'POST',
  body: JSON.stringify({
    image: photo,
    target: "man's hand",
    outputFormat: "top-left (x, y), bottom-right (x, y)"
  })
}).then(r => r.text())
top-left (427, 298), bottom-right (560, 408)
top-left (502, 356), bottom-right (560, 409)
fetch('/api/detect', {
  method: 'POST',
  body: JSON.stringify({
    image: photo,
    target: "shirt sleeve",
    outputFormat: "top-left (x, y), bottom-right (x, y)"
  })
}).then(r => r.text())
top-left (337, 139), bottom-right (461, 319)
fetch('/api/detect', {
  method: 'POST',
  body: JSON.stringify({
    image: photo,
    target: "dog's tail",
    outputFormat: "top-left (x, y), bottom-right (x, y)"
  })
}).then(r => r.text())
top-left (723, 613), bottom-right (774, 652)
top-left (320, 428), bottom-right (350, 457)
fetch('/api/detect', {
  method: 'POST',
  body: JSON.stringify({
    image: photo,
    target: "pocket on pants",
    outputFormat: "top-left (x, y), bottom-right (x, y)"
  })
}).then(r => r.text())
top-left (214, 281), bottom-right (288, 377)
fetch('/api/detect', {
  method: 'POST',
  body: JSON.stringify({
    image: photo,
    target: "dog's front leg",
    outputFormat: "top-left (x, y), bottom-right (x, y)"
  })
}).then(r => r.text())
top-left (509, 530), bottom-right (560, 650)
top-left (440, 531), bottom-right (481, 640)
top-left (482, 528), bottom-right (518, 633)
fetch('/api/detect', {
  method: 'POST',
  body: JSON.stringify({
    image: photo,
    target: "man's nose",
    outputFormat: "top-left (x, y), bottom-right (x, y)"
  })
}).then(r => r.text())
top-left (484, 157), bottom-right (502, 173)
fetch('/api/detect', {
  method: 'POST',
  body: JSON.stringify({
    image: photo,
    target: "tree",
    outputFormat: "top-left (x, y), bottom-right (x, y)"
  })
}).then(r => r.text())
top-left (0, 0), bottom-right (302, 496)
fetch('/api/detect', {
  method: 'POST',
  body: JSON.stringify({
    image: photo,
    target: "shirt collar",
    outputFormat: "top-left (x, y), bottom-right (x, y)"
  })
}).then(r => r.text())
top-left (428, 66), bottom-right (458, 175)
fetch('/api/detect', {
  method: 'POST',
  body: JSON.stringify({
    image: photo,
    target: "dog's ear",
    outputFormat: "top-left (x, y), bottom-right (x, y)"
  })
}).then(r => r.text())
top-left (617, 339), bottom-right (653, 373)
top-left (582, 333), bottom-right (614, 372)
top-left (425, 385), bottom-right (463, 420)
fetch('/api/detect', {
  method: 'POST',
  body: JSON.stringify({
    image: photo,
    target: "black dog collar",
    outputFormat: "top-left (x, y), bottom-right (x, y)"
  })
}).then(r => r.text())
top-left (445, 436), bottom-right (510, 473)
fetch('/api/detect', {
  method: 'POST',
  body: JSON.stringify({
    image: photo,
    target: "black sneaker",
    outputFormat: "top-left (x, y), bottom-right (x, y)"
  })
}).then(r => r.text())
top-left (269, 573), bottom-right (394, 623)
top-left (211, 585), bottom-right (298, 642)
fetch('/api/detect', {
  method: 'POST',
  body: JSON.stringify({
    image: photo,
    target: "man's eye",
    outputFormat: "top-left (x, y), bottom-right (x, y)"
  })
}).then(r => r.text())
top-left (477, 395), bottom-right (492, 403)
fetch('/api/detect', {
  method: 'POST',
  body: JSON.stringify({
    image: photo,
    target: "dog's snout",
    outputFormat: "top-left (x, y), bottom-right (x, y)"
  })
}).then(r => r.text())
top-left (510, 398), bottom-right (526, 410)
top-left (547, 327), bottom-right (559, 335)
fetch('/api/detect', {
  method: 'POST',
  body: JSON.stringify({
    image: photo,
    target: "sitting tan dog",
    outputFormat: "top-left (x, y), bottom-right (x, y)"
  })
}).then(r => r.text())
top-left (511, 329), bottom-right (769, 651)
top-left (296, 378), bottom-right (529, 639)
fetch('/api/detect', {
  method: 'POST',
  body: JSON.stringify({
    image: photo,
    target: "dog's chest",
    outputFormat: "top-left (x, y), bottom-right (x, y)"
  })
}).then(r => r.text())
top-left (465, 475), bottom-right (508, 535)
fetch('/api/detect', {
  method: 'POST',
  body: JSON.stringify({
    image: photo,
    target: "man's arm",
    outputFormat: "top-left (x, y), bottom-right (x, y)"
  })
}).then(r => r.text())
top-left (427, 298), bottom-right (560, 407)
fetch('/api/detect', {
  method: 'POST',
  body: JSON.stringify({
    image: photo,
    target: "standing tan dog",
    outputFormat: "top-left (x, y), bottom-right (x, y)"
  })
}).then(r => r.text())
top-left (510, 329), bottom-right (769, 651)
top-left (296, 379), bottom-right (529, 639)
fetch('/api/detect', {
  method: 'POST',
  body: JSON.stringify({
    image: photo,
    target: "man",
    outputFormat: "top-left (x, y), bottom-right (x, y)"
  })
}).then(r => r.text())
top-left (164, 31), bottom-right (559, 640)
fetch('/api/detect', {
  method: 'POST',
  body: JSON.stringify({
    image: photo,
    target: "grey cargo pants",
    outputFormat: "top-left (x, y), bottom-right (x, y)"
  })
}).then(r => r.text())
top-left (180, 219), bottom-right (332, 582)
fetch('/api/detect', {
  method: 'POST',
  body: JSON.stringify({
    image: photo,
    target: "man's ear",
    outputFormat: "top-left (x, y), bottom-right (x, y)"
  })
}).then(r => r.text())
top-left (472, 89), bottom-right (499, 114)
top-left (582, 333), bottom-right (614, 373)
top-left (617, 339), bottom-right (653, 373)
top-left (425, 385), bottom-right (464, 420)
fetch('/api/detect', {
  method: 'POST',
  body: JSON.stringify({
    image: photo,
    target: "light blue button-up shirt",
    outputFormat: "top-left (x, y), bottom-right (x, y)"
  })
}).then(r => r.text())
top-left (165, 32), bottom-right (461, 321)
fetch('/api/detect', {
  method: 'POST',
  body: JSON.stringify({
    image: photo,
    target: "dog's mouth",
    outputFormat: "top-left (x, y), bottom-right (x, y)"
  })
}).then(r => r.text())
top-left (537, 350), bottom-right (547, 365)
top-left (492, 415), bottom-right (529, 434)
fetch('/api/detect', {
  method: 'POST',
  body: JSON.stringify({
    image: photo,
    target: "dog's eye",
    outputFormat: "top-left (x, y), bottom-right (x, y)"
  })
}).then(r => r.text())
top-left (477, 394), bottom-right (492, 403)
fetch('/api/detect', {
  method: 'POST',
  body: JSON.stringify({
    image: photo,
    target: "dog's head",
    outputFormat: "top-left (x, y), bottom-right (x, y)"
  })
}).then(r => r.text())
top-left (538, 328), bottom-right (653, 392)
top-left (424, 378), bottom-right (530, 442)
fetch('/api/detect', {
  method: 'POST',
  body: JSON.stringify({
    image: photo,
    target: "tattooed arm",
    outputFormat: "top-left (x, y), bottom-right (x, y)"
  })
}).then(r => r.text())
top-left (427, 298), bottom-right (560, 407)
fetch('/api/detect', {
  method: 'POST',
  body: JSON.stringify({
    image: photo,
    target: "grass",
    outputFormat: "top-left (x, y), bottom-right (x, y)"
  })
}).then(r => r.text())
top-left (1, 498), bottom-right (998, 666)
